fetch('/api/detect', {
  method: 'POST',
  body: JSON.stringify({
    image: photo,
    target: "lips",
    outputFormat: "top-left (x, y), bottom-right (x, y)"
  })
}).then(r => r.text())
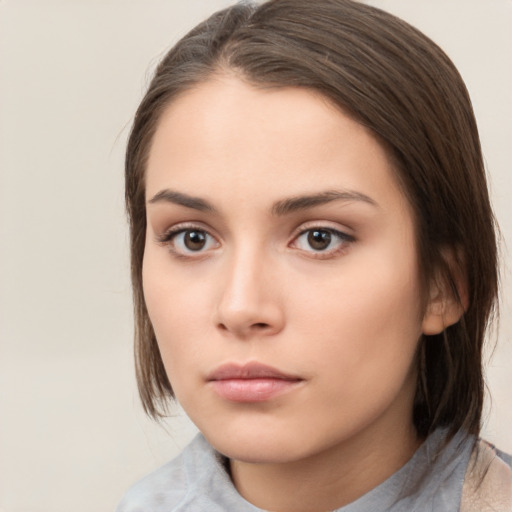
top-left (207, 362), bottom-right (303, 402)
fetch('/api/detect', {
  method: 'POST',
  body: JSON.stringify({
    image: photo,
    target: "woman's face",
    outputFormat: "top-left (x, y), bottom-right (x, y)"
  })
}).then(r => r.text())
top-left (143, 76), bottom-right (433, 464)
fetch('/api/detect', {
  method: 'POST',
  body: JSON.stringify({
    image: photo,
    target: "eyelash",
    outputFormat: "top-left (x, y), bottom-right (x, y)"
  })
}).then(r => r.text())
top-left (155, 224), bottom-right (355, 259)
top-left (291, 227), bottom-right (355, 258)
top-left (156, 224), bottom-right (219, 258)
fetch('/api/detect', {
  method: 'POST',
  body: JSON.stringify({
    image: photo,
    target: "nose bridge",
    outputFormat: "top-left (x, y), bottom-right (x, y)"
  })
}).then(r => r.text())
top-left (215, 239), bottom-right (283, 337)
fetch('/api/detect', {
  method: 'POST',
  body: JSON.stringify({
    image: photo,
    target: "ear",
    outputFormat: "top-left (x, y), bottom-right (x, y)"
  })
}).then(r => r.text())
top-left (421, 250), bottom-right (468, 336)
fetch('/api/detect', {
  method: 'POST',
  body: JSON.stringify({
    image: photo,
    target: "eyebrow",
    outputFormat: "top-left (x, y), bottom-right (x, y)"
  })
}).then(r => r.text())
top-left (271, 190), bottom-right (378, 215)
top-left (147, 188), bottom-right (378, 215)
top-left (148, 190), bottom-right (216, 212)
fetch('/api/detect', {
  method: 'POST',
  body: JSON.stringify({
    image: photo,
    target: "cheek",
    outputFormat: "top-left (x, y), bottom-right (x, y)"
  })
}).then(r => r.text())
top-left (142, 252), bottom-right (212, 376)
top-left (294, 269), bottom-right (422, 434)
top-left (292, 249), bottom-right (423, 381)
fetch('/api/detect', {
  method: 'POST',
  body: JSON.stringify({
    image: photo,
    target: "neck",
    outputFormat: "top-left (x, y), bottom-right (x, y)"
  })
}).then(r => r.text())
top-left (230, 419), bottom-right (422, 512)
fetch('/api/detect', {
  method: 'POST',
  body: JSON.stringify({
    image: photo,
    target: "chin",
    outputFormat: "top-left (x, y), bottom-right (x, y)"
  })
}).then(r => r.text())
top-left (200, 424), bottom-right (317, 464)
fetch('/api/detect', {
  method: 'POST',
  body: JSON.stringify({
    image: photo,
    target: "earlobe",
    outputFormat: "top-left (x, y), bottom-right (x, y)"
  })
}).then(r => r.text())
top-left (421, 295), bottom-right (465, 335)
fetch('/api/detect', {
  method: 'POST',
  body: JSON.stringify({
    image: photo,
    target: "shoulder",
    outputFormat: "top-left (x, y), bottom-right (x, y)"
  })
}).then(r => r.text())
top-left (115, 433), bottom-right (214, 512)
top-left (460, 439), bottom-right (512, 512)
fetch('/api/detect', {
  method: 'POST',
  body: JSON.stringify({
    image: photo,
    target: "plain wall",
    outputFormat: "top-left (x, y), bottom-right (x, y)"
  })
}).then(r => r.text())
top-left (0, 1), bottom-right (510, 511)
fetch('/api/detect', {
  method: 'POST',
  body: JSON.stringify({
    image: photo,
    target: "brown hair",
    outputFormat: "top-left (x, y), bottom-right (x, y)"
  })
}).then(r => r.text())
top-left (125, 0), bottom-right (498, 439)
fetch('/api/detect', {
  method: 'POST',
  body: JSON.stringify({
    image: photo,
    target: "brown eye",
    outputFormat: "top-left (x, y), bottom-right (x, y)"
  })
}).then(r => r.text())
top-left (184, 230), bottom-right (207, 251)
top-left (161, 227), bottom-right (218, 256)
top-left (307, 229), bottom-right (332, 251)
top-left (291, 227), bottom-right (354, 256)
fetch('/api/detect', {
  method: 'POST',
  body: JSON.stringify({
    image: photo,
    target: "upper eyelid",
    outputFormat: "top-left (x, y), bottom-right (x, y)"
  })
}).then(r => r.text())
top-left (292, 227), bottom-right (354, 244)
top-left (296, 225), bottom-right (349, 235)
top-left (156, 222), bottom-right (216, 241)
top-left (291, 220), bottom-right (355, 238)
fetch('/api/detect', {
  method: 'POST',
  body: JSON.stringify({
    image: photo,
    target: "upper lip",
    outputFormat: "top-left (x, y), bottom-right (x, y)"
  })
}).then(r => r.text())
top-left (207, 362), bottom-right (301, 381)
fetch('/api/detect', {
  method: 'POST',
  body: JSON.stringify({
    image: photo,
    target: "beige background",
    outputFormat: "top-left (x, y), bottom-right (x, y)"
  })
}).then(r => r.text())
top-left (0, 1), bottom-right (510, 511)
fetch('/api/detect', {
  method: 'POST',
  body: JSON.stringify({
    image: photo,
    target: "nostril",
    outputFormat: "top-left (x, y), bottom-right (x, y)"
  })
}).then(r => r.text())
top-left (216, 321), bottom-right (270, 334)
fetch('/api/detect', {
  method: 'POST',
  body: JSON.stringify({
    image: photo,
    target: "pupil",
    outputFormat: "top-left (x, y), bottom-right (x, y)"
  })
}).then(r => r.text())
top-left (184, 230), bottom-right (206, 251)
top-left (308, 230), bottom-right (331, 250)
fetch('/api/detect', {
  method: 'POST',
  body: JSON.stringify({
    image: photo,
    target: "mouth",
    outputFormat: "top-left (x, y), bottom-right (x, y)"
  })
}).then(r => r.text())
top-left (206, 362), bottom-right (304, 402)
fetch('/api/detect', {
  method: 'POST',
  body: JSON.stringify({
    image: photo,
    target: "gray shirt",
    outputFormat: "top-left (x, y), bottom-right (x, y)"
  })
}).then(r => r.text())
top-left (116, 430), bottom-right (511, 511)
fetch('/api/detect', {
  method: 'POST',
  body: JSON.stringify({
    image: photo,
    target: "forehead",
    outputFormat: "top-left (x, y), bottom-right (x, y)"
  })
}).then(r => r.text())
top-left (145, 75), bottom-right (410, 219)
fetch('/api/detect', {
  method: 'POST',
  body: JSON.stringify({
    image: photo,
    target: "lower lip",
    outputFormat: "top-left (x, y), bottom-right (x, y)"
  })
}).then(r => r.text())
top-left (210, 378), bottom-right (302, 402)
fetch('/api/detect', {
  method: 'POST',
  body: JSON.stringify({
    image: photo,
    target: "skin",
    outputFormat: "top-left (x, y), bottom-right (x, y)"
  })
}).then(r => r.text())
top-left (142, 75), bottom-right (457, 511)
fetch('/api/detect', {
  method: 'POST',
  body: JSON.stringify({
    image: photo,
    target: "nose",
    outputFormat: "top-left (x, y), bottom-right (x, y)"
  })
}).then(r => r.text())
top-left (214, 248), bottom-right (285, 339)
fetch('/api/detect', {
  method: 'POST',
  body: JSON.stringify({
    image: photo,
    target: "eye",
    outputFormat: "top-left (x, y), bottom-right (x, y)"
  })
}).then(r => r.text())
top-left (292, 227), bottom-right (353, 255)
top-left (158, 227), bottom-right (219, 256)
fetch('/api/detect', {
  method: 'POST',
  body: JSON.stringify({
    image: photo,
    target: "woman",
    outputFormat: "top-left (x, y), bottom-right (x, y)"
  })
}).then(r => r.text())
top-left (117, 0), bottom-right (512, 510)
